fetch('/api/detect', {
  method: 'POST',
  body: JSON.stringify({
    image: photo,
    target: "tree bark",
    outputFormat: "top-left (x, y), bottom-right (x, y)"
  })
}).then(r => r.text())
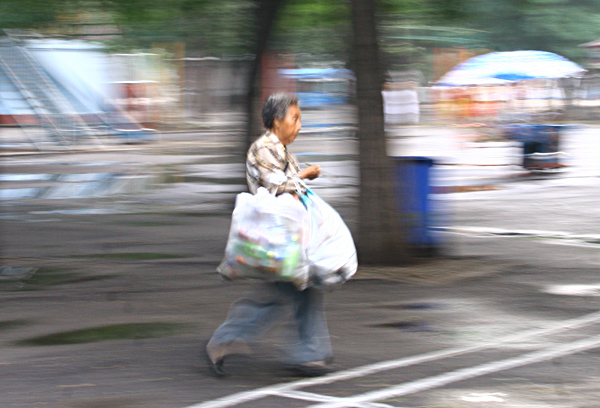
top-left (350, 0), bottom-right (409, 265)
top-left (244, 0), bottom-right (282, 154)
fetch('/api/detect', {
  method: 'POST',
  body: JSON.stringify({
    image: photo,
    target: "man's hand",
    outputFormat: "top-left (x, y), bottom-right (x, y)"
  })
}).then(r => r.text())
top-left (300, 165), bottom-right (321, 180)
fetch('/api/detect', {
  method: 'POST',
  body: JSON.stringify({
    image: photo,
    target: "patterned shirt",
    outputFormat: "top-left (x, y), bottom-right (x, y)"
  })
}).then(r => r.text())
top-left (246, 131), bottom-right (305, 195)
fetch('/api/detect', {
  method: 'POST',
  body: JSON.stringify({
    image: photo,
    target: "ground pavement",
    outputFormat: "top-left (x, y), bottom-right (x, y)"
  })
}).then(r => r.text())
top-left (1, 126), bottom-right (599, 408)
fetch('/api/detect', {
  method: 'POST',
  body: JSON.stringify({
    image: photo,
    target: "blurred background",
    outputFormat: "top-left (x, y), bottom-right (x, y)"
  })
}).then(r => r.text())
top-left (2, 0), bottom-right (600, 142)
top-left (3, 0), bottom-right (600, 261)
top-left (2, 3), bottom-right (600, 407)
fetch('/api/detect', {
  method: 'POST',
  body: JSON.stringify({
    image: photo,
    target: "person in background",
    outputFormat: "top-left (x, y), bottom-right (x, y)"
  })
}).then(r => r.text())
top-left (205, 93), bottom-right (332, 377)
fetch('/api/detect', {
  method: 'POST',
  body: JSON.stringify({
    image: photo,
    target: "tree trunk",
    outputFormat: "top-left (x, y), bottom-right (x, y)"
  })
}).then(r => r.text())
top-left (350, 0), bottom-right (409, 265)
top-left (244, 0), bottom-right (282, 153)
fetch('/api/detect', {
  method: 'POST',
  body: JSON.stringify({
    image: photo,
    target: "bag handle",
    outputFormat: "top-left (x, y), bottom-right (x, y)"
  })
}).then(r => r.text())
top-left (291, 176), bottom-right (308, 196)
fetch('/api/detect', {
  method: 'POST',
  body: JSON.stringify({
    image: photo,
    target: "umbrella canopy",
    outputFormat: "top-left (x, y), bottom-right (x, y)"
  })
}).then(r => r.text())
top-left (436, 50), bottom-right (586, 87)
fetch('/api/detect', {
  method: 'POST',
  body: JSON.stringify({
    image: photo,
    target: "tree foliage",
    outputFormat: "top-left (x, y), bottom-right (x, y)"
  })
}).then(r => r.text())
top-left (3, 0), bottom-right (599, 64)
top-left (460, 0), bottom-right (600, 61)
top-left (272, 0), bottom-right (351, 60)
top-left (0, 0), bottom-right (68, 29)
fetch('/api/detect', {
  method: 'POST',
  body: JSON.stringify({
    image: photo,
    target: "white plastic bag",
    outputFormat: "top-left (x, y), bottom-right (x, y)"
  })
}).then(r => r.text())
top-left (217, 187), bottom-right (311, 289)
top-left (301, 189), bottom-right (358, 289)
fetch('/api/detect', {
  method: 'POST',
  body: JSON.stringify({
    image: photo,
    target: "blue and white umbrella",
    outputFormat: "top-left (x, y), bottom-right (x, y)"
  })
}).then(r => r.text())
top-left (436, 50), bottom-right (586, 87)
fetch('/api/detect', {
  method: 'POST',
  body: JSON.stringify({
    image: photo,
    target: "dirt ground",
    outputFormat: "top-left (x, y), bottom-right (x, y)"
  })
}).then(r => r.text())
top-left (2, 133), bottom-right (600, 408)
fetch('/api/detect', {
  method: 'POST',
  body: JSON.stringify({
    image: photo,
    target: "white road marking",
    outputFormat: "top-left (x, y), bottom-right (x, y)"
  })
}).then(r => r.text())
top-left (306, 334), bottom-right (600, 408)
top-left (545, 284), bottom-right (600, 296)
top-left (461, 392), bottom-right (506, 402)
top-left (186, 310), bottom-right (600, 408)
top-left (436, 226), bottom-right (600, 248)
top-left (272, 390), bottom-right (396, 408)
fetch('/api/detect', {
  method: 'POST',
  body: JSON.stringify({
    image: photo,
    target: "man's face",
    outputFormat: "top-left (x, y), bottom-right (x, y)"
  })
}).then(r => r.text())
top-left (274, 104), bottom-right (302, 146)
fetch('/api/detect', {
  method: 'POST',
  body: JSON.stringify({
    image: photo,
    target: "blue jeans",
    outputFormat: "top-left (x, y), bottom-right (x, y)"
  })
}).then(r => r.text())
top-left (207, 282), bottom-right (332, 365)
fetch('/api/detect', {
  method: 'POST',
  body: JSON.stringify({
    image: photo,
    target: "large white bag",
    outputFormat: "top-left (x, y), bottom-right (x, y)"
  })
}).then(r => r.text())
top-left (217, 187), bottom-right (311, 289)
top-left (301, 188), bottom-right (358, 289)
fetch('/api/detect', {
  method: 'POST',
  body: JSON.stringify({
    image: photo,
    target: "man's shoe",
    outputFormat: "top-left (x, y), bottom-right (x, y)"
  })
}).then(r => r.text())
top-left (285, 361), bottom-right (332, 377)
top-left (204, 343), bottom-right (228, 378)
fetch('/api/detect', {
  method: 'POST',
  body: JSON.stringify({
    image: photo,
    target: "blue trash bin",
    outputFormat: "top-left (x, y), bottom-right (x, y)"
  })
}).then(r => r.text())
top-left (391, 157), bottom-right (442, 253)
top-left (504, 124), bottom-right (562, 170)
top-left (532, 124), bottom-right (561, 169)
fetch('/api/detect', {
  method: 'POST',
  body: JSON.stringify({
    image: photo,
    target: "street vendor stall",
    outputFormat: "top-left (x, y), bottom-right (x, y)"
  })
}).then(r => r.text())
top-left (435, 50), bottom-right (585, 170)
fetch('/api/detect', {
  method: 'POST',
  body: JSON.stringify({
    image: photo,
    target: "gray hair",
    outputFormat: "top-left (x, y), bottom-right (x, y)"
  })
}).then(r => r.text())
top-left (261, 93), bottom-right (299, 130)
